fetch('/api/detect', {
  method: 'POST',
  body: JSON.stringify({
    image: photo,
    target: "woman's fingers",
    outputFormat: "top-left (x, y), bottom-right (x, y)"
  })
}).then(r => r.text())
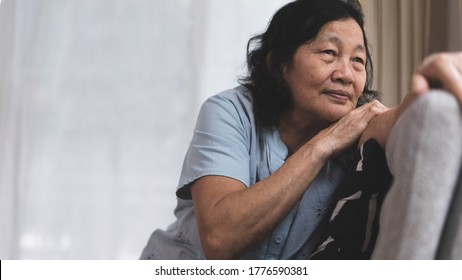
top-left (316, 100), bottom-right (388, 157)
top-left (411, 52), bottom-right (462, 105)
top-left (340, 100), bottom-right (388, 137)
top-left (409, 72), bottom-right (430, 96)
top-left (357, 99), bottom-right (388, 121)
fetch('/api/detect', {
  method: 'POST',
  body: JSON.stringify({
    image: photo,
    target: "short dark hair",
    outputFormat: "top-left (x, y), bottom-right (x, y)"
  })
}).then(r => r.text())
top-left (239, 0), bottom-right (379, 129)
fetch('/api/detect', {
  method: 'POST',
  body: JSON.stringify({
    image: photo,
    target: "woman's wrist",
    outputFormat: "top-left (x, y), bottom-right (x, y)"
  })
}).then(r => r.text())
top-left (301, 137), bottom-right (333, 163)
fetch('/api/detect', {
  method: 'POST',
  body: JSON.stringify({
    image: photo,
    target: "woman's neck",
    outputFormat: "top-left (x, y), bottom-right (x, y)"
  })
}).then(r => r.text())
top-left (277, 113), bottom-right (331, 156)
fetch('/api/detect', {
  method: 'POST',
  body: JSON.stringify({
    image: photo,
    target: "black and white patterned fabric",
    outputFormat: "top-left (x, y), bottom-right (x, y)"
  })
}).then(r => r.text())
top-left (310, 139), bottom-right (393, 259)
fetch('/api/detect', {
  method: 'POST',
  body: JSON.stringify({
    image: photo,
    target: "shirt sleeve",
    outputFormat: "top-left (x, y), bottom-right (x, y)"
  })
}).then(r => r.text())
top-left (176, 92), bottom-right (251, 200)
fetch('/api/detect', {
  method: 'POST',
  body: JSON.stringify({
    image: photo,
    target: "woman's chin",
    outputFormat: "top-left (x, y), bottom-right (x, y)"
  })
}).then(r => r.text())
top-left (322, 107), bottom-right (353, 122)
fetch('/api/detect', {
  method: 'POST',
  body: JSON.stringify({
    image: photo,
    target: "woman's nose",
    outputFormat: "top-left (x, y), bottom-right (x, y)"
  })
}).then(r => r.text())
top-left (332, 60), bottom-right (354, 84)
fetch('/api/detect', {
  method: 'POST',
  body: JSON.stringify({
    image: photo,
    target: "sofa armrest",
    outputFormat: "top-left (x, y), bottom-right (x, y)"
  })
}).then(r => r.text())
top-left (372, 90), bottom-right (462, 259)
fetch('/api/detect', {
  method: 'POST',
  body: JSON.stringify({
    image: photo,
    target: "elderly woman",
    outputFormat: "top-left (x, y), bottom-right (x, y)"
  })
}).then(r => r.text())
top-left (141, 0), bottom-right (462, 260)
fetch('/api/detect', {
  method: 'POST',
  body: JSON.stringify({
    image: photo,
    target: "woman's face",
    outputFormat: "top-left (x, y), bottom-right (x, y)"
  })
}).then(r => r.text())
top-left (282, 18), bottom-right (367, 124)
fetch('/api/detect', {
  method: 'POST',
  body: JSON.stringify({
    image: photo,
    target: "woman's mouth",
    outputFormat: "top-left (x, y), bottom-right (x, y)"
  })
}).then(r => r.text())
top-left (322, 90), bottom-right (351, 101)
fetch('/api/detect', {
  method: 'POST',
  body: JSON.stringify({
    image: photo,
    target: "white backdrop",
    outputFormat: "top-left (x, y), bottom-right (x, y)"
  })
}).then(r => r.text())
top-left (0, 0), bottom-right (291, 259)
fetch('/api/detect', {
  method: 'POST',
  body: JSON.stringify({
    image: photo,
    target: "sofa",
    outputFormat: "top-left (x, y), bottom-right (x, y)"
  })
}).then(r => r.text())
top-left (372, 90), bottom-right (462, 259)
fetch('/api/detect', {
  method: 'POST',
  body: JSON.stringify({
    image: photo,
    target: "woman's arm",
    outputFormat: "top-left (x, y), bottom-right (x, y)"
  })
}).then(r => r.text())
top-left (192, 142), bottom-right (328, 260)
top-left (192, 100), bottom-right (386, 259)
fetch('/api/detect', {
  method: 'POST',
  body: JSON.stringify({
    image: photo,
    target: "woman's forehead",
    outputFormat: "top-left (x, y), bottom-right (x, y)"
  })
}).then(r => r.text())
top-left (314, 19), bottom-right (365, 48)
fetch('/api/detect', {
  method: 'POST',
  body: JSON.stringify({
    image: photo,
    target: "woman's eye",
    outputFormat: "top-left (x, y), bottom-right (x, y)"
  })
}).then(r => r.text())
top-left (322, 50), bottom-right (336, 56)
top-left (353, 57), bottom-right (365, 65)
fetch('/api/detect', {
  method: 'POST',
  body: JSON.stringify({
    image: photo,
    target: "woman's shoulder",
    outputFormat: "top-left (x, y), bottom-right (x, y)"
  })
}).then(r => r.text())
top-left (204, 85), bottom-right (253, 110)
top-left (199, 85), bottom-right (255, 126)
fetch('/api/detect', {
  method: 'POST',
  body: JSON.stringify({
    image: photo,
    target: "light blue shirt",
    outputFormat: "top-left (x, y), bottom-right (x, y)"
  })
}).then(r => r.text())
top-left (140, 86), bottom-right (348, 259)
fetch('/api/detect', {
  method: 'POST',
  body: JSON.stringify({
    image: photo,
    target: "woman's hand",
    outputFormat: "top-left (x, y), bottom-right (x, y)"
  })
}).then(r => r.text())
top-left (310, 100), bottom-right (388, 158)
top-left (401, 52), bottom-right (462, 114)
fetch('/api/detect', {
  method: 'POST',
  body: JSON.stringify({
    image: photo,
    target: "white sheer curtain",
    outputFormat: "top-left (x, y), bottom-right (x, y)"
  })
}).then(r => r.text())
top-left (0, 0), bottom-right (291, 259)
